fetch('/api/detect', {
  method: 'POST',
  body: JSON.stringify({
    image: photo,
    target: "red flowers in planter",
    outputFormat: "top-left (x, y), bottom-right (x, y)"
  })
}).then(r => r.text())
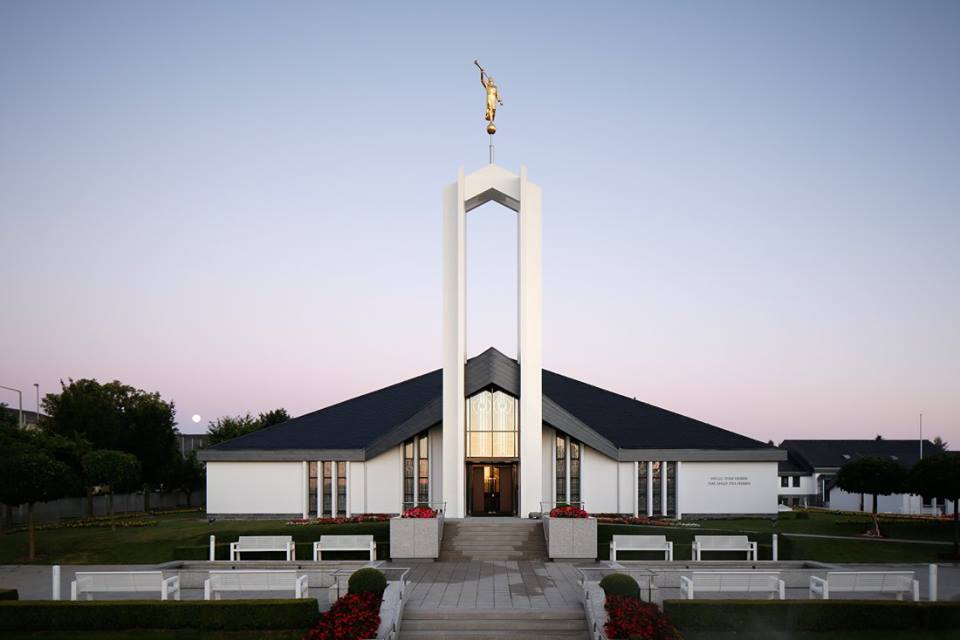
top-left (305, 591), bottom-right (381, 640)
top-left (550, 505), bottom-right (589, 518)
top-left (401, 506), bottom-right (438, 518)
top-left (603, 594), bottom-right (680, 640)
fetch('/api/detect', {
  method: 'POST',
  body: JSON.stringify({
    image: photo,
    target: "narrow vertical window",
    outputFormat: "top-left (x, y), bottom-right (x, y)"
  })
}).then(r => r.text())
top-left (637, 462), bottom-right (648, 515)
top-left (666, 461), bottom-right (677, 516)
top-left (308, 462), bottom-right (319, 516)
top-left (322, 462), bottom-right (333, 516)
top-left (569, 440), bottom-right (581, 506)
top-left (651, 462), bottom-right (662, 517)
top-left (555, 435), bottom-right (566, 504)
top-left (403, 440), bottom-right (415, 507)
top-left (336, 461), bottom-right (347, 516)
top-left (418, 434), bottom-right (430, 504)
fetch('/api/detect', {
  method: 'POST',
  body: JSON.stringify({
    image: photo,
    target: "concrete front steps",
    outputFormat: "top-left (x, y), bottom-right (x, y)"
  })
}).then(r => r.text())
top-left (398, 608), bottom-right (589, 639)
top-left (439, 519), bottom-right (547, 561)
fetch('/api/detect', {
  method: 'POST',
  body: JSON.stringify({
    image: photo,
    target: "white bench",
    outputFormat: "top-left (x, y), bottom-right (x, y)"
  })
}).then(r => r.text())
top-left (313, 534), bottom-right (377, 561)
top-left (229, 535), bottom-right (296, 561)
top-left (809, 571), bottom-right (919, 601)
top-left (610, 535), bottom-right (673, 561)
top-left (692, 535), bottom-right (757, 561)
top-left (680, 572), bottom-right (784, 600)
top-left (71, 571), bottom-right (180, 601)
top-left (204, 570), bottom-right (309, 600)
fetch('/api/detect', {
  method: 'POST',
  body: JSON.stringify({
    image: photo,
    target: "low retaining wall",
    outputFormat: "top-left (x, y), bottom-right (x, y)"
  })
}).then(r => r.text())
top-left (543, 516), bottom-right (597, 560)
top-left (389, 516), bottom-right (443, 560)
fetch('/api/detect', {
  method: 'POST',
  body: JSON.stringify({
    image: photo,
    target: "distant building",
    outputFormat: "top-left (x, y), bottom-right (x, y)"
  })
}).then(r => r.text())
top-left (0, 406), bottom-right (46, 430)
top-left (777, 439), bottom-right (954, 515)
top-left (176, 433), bottom-right (209, 458)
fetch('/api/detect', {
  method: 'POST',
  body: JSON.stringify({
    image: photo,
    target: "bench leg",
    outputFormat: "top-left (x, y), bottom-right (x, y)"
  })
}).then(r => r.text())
top-left (70, 581), bottom-right (77, 601)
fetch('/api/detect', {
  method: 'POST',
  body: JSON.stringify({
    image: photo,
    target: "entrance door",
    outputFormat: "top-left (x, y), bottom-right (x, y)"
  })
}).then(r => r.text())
top-left (468, 463), bottom-right (516, 516)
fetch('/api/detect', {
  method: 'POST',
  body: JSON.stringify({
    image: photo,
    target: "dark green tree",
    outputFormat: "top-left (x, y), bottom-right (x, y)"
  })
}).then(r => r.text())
top-left (910, 453), bottom-right (960, 560)
top-left (835, 456), bottom-right (908, 516)
top-left (207, 408), bottom-right (290, 445)
top-left (166, 451), bottom-right (205, 506)
top-left (43, 379), bottom-right (177, 510)
top-left (82, 450), bottom-right (141, 530)
top-left (0, 446), bottom-right (72, 559)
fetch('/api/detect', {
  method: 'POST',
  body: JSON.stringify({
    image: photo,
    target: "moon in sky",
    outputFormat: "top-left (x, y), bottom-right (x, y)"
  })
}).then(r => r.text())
top-left (191, 414), bottom-right (202, 424)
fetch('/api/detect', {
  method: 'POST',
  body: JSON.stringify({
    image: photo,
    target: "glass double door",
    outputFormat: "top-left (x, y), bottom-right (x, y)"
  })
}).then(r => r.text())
top-left (468, 463), bottom-right (516, 516)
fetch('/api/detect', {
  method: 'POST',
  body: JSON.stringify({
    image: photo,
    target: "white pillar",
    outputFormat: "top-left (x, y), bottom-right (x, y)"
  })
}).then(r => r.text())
top-left (772, 534), bottom-right (778, 561)
top-left (209, 535), bottom-right (216, 561)
top-left (51, 565), bottom-right (61, 600)
top-left (517, 165), bottom-right (543, 518)
top-left (646, 461), bottom-right (654, 517)
top-left (301, 461), bottom-right (308, 520)
top-left (345, 461), bottom-right (351, 517)
top-left (442, 168), bottom-right (467, 518)
top-left (676, 461), bottom-right (682, 520)
top-left (661, 461), bottom-right (668, 517)
top-left (331, 460), bottom-right (338, 516)
top-left (565, 435), bottom-right (571, 504)
top-left (633, 461), bottom-right (639, 518)
top-left (929, 564), bottom-right (938, 602)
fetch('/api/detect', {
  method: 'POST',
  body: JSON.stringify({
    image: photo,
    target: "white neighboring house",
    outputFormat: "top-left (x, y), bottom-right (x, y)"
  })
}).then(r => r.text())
top-left (199, 164), bottom-right (786, 520)
top-left (777, 439), bottom-right (955, 515)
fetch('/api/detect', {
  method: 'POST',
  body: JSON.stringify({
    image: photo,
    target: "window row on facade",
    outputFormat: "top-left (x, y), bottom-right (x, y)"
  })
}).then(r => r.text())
top-left (308, 460), bottom-right (347, 517)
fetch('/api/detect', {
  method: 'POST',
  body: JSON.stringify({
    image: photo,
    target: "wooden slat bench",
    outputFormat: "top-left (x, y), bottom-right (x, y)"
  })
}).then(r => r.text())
top-left (680, 572), bottom-right (784, 600)
top-left (203, 570), bottom-right (309, 600)
top-left (610, 534), bottom-right (673, 561)
top-left (692, 535), bottom-right (757, 561)
top-left (809, 571), bottom-right (919, 601)
top-left (70, 571), bottom-right (180, 601)
top-left (229, 535), bottom-right (296, 561)
top-left (313, 534), bottom-right (377, 561)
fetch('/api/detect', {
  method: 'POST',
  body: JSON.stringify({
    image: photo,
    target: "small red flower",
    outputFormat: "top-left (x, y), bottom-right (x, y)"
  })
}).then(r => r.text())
top-left (549, 505), bottom-right (589, 518)
top-left (305, 591), bottom-right (381, 640)
top-left (603, 594), bottom-right (680, 640)
top-left (401, 506), bottom-right (438, 518)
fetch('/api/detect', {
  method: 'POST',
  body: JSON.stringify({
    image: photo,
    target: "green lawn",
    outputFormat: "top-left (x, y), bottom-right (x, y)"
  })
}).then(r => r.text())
top-left (692, 511), bottom-right (956, 542)
top-left (0, 511), bottom-right (389, 564)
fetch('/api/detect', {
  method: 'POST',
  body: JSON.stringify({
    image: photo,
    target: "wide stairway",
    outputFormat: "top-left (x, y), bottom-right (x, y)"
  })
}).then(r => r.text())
top-left (398, 608), bottom-right (589, 639)
top-left (439, 518), bottom-right (547, 561)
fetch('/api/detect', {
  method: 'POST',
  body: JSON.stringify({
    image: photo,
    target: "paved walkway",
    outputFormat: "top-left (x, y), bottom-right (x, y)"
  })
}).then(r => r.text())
top-left (402, 560), bottom-right (583, 609)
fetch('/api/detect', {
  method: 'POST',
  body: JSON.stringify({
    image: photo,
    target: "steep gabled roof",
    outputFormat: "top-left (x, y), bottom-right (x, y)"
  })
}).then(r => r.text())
top-left (200, 347), bottom-right (779, 461)
top-left (780, 439), bottom-right (940, 471)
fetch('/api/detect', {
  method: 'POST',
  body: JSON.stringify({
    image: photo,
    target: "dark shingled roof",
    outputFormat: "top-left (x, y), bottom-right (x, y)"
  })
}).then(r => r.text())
top-left (205, 348), bottom-right (773, 456)
top-left (778, 450), bottom-right (813, 474)
top-left (780, 439), bottom-right (941, 471)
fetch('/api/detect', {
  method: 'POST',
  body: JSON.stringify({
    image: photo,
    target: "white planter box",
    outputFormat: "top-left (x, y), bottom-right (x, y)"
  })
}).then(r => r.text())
top-left (370, 579), bottom-right (406, 639)
top-left (389, 515), bottom-right (443, 560)
top-left (543, 516), bottom-right (597, 560)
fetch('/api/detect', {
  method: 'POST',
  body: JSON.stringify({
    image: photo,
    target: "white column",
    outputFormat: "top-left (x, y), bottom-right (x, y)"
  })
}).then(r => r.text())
top-left (661, 461), bottom-right (668, 517)
top-left (316, 460), bottom-right (322, 516)
top-left (565, 436), bottom-right (572, 504)
top-left (442, 169), bottom-right (467, 518)
top-left (646, 461), bottom-right (654, 517)
top-left (518, 165), bottom-right (543, 518)
top-left (301, 461), bottom-right (308, 519)
top-left (345, 461), bottom-right (351, 517)
top-left (413, 438), bottom-right (420, 507)
top-left (633, 461), bottom-right (639, 518)
top-left (51, 565), bottom-right (60, 600)
top-left (331, 461), bottom-right (338, 516)
top-left (676, 461), bottom-right (682, 520)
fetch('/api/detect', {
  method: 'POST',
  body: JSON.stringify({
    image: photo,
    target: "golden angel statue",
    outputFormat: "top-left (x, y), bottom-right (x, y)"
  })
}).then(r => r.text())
top-left (475, 60), bottom-right (502, 134)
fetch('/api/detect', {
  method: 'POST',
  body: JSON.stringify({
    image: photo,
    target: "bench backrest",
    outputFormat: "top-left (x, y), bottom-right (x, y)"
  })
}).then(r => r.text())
top-left (695, 535), bottom-right (751, 550)
top-left (235, 535), bottom-right (293, 549)
top-left (209, 570), bottom-right (299, 591)
top-left (75, 571), bottom-right (163, 592)
top-left (318, 534), bottom-right (374, 549)
top-left (826, 572), bottom-right (914, 593)
top-left (612, 535), bottom-right (668, 549)
top-left (692, 572), bottom-right (779, 592)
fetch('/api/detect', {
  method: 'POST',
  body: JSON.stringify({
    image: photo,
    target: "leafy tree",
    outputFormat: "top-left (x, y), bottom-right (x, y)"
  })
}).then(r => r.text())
top-left (43, 379), bottom-right (178, 510)
top-left (166, 452), bottom-right (205, 506)
top-left (835, 456), bottom-right (908, 517)
top-left (0, 445), bottom-right (72, 559)
top-left (82, 450), bottom-right (141, 530)
top-left (933, 436), bottom-right (949, 451)
top-left (910, 453), bottom-right (960, 560)
top-left (207, 408), bottom-right (290, 445)
top-left (0, 402), bottom-right (17, 430)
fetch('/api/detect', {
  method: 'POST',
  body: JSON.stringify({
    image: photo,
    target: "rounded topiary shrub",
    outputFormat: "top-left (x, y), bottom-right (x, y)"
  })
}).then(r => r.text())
top-left (348, 567), bottom-right (388, 597)
top-left (599, 573), bottom-right (640, 599)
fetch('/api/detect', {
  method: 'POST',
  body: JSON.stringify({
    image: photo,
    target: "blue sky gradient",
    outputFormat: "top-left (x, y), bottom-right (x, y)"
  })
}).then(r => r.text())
top-left (1, 1), bottom-right (958, 444)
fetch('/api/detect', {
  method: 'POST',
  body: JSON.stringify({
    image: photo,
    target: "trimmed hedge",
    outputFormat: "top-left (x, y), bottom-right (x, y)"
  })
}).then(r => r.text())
top-left (348, 567), bottom-right (387, 596)
top-left (0, 588), bottom-right (18, 601)
top-left (599, 573), bottom-right (640, 598)
top-left (663, 600), bottom-right (960, 632)
top-left (0, 599), bottom-right (319, 632)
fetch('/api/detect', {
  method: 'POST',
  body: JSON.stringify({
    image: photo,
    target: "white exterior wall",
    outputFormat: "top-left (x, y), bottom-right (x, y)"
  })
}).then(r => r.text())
top-left (678, 462), bottom-right (779, 515)
top-left (829, 488), bottom-right (926, 514)
top-left (207, 462), bottom-right (303, 515)
top-left (618, 462), bottom-right (635, 514)
top-left (542, 426), bottom-right (555, 509)
top-left (429, 425), bottom-right (443, 507)
top-left (349, 461), bottom-right (365, 515)
top-left (582, 445), bottom-right (619, 514)
top-left (364, 445), bottom-right (402, 514)
top-left (778, 474), bottom-right (816, 495)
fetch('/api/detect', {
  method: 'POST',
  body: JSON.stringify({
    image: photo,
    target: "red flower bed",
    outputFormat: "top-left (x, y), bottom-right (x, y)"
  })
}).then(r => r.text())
top-left (305, 591), bottom-right (381, 640)
top-left (603, 594), bottom-right (681, 640)
top-left (286, 514), bottom-right (392, 526)
top-left (401, 506), bottom-right (438, 518)
top-left (595, 514), bottom-right (700, 528)
top-left (550, 505), bottom-right (589, 518)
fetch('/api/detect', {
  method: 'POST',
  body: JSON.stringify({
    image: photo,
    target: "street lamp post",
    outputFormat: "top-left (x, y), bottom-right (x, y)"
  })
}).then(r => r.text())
top-left (34, 383), bottom-right (40, 425)
top-left (0, 385), bottom-right (23, 428)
